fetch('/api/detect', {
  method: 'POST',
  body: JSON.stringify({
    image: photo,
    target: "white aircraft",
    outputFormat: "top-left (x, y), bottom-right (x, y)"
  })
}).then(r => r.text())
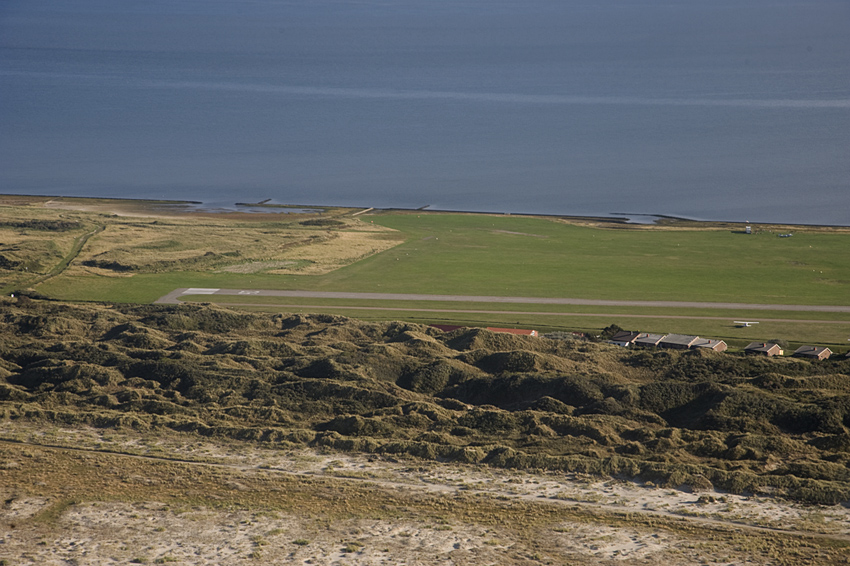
top-left (734, 321), bottom-right (759, 327)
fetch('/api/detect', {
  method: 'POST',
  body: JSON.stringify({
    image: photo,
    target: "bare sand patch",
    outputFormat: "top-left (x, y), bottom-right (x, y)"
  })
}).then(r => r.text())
top-left (2, 501), bottom-right (548, 565)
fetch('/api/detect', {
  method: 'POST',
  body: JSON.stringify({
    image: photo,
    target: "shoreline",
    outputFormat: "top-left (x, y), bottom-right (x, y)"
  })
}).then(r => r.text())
top-left (3, 192), bottom-right (850, 230)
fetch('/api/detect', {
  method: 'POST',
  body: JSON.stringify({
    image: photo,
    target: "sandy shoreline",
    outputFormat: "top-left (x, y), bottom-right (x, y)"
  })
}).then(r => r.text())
top-left (7, 192), bottom-right (850, 229)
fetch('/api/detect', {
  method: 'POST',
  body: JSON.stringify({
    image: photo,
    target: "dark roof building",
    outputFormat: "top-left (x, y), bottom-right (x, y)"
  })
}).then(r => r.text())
top-left (633, 333), bottom-right (666, 348)
top-left (745, 342), bottom-right (783, 356)
top-left (691, 338), bottom-right (728, 352)
top-left (607, 331), bottom-right (641, 347)
top-left (792, 345), bottom-right (832, 360)
top-left (659, 334), bottom-right (700, 349)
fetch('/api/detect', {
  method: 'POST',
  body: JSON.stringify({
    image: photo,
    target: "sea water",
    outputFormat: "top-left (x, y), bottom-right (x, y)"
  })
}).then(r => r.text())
top-left (1, 0), bottom-right (848, 224)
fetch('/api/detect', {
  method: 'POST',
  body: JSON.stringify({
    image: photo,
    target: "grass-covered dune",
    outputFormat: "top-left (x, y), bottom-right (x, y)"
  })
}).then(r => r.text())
top-left (2, 297), bottom-right (849, 505)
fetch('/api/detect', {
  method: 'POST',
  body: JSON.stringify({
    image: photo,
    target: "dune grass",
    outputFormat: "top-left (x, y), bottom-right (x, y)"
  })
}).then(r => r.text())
top-left (3, 299), bottom-right (849, 505)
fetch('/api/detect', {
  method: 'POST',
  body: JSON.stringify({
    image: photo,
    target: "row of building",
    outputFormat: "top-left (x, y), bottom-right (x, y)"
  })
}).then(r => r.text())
top-left (608, 331), bottom-right (728, 352)
top-left (607, 331), bottom-right (841, 360)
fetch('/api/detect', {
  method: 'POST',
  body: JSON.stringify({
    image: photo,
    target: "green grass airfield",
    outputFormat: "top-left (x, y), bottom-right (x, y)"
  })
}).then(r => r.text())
top-left (3, 195), bottom-right (849, 348)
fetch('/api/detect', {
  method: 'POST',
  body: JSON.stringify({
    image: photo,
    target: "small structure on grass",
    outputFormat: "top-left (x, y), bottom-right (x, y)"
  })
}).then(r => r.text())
top-left (793, 345), bottom-right (832, 360)
top-left (745, 342), bottom-right (783, 356)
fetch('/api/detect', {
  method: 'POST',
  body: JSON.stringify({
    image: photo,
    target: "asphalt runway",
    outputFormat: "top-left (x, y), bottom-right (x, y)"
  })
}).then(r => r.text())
top-left (155, 288), bottom-right (850, 317)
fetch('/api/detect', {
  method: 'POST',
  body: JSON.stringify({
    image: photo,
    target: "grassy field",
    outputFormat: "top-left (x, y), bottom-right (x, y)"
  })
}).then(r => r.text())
top-left (328, 212), bottom-right (850, 304)
top-left (4, 196), bottom-right (849, 344)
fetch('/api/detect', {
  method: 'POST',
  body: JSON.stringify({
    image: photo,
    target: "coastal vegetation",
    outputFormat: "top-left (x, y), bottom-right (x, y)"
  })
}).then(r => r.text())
top-left (2, 298), bottom-right (849, 505)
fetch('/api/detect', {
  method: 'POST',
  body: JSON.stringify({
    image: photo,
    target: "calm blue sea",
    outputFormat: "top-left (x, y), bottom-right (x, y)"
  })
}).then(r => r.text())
top-left (1, 0), bottom-right (849, 224)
